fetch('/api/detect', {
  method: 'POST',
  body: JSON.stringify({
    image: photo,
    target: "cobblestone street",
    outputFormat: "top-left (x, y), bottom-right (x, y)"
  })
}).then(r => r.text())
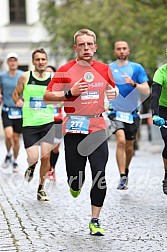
top-left (0, 126), bottom-right (167, 252)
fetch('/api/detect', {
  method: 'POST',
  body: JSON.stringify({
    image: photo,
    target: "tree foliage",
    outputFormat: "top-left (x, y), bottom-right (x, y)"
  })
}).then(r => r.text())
top-left (39, 0), bottom-right (167, 77)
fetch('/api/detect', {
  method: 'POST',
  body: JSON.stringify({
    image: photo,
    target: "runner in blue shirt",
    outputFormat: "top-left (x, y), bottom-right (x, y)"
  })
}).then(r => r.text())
top-left (0, 53), bottom-right (23, 172)
top-left (108, 41), bottom-right (150, 190)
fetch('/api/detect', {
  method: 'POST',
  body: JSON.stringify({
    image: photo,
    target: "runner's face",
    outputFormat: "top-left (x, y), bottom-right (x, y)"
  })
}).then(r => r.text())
top-left (7, 58), bottom-right (18, 71)
top-left (114, 41), bottom-right (130, 61)
top-left (74, 34), bottom-right (97, 62)
top-left (32, 52), bottom-right (48, 72)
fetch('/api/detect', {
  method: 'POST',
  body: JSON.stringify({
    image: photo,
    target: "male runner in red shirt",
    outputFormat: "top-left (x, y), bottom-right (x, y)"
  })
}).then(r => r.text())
top-left (44, 29), bottom-right (118, 236)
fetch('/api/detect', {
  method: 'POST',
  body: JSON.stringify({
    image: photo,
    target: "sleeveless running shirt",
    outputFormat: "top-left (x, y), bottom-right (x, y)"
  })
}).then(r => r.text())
top-left (22, 71), bottom-right (54, 127)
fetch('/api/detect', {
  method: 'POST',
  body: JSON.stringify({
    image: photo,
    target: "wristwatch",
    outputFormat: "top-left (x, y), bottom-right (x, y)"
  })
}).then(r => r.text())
top-left (64, 89), bottom-right (73, 99)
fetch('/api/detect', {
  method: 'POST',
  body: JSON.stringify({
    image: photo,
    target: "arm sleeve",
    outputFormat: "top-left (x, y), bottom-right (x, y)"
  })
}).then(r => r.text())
top-left (150, 82), bottom-right (162, 116)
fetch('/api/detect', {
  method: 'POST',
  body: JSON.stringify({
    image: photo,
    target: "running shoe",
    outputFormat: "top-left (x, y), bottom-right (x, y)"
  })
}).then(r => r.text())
top-left (2, 155), bottom-right (12, 168)
top-left (24, 166), bottom-right (35, 182)
top-left (70, 188), bottom-right (81, 198)
top-left (89, 218), bottom-right (105, 236)
top-left (162, 179), bottom-right (167, 195)
top-left (13, 162), bottom-right (19, 173)
top-left (37, 189), bottom-right (49, 201)
top-left (117, 176), bottom-right (128, 190)
top-left (125, 176), bottom-right (128, 186)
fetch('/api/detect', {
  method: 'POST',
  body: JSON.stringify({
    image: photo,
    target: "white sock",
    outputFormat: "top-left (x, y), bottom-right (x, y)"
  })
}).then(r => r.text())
top-left (7, 151), bottom-right (11, 157)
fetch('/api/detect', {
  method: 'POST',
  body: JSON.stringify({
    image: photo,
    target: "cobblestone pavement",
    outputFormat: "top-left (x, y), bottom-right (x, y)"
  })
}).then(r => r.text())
top-left (0, 128), bottom-right (167, 252)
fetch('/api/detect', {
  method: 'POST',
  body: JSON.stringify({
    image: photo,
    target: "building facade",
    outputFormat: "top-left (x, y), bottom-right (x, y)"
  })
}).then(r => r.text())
top-left (0, 0), bottom-right (56, 71)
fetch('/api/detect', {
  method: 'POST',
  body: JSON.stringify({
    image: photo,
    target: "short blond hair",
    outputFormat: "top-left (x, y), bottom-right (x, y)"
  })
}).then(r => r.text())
top-left (74, 29), bottom-right (96, 44)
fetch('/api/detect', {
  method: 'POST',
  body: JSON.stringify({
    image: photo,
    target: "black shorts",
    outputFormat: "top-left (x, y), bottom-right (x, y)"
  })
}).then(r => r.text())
top-left (22, 122), bottom-right (55, 149)
top-left (108, 113), bottom-right (140, 140)
top-left (1, 110), bottom-right (22, 134)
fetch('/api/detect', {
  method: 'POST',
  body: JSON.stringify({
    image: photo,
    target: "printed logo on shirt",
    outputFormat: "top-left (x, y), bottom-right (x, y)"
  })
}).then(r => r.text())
top-left (84, 72), bottom-right (94, 83)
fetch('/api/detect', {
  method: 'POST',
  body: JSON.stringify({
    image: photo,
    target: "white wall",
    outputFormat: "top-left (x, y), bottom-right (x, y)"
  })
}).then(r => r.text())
top-left (0, 0), bottom-right (9, 25)
top-left (26, 0), bottom-right (39, 24)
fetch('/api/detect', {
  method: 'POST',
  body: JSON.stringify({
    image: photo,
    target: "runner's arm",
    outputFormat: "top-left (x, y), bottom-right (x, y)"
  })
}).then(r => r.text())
top-left (106, 85), bottom-right (119, 101)
top-left (151, 82), bottom-right (162, 116)
top-left (133, 81), bottom-right (150, 96)
top-left (12, 72), bottom-right (27, 107)
top-left (124, 74), bottom-right (150, 96)
top-left (43, 78), bottom-right (88, 104)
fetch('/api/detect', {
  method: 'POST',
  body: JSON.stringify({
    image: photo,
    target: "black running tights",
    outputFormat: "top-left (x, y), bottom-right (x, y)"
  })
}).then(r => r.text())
top-left (64, 131), bottom-right (109, 207)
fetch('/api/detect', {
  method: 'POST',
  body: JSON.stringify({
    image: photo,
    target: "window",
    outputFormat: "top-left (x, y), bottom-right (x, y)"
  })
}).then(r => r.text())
top-left (9, 0), bottom-right (26, 24)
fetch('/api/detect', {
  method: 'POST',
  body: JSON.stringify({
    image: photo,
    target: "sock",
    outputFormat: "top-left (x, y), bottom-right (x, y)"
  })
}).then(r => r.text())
top-left (38, 184), bottom-right (43, 192)
top-left (91, 218), bottom-right (98, 223)
top-left (50, 151), bottom-right (59, 170)
top-left (29, 162), bottom-right (37, 169)
top-left (120, 174), bottom-right (126, 177)
top-left (164, 169), bottom-right (167, 180)
top-left (125, 168), bottom-right (129, 177)
top-left (7, 151), bottom-right (11, 157)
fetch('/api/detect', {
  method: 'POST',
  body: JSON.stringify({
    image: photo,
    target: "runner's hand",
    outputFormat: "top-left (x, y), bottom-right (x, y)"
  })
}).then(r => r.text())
top-left (152, 115), bottom-right (165, 126)
top-left (123, 74), bottom-right (134, 86)
top-left (106, 86), bottom-right (119, 101)
top-left (71, 78), bottom-right (88, 96)
top-left (16, 98), bottom-right (24, 107)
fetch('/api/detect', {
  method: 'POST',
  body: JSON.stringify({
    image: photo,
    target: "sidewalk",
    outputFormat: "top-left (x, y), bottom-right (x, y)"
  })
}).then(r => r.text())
top-left (0, 126), bottom-right (167, 252)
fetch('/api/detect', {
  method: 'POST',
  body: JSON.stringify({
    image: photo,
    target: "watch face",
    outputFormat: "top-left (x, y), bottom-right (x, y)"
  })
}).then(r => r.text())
top-left (66, 90), bottom-right (70, 95)
top-left (65, 89), bottom-right (72, 98)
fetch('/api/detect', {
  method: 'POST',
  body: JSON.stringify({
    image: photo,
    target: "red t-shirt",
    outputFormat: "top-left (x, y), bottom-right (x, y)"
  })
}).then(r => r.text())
top-left (47, 59), bottom-right (115, 133)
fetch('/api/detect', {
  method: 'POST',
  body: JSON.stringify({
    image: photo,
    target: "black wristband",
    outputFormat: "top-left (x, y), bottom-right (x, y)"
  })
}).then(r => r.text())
top-left (133, 82), bottom-right (137, 88)
top-left (64, 89), bottom-right (73, 99)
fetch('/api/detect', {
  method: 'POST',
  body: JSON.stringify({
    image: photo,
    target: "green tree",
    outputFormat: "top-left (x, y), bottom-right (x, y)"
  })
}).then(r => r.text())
top-left (39, 0), bottom-right (167, 77)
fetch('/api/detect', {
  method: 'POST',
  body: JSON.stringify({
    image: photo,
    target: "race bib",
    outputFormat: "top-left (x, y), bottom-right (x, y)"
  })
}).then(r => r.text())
top-left (8, 108), bottom-right (22, 119)
top-left (81, 91), bottom-right (99, 100)
top-left (30, 97), bottom-right (46, 110)
top-left (66, 116), bottom-right (89, 134)
top-left (116, 111), bottom-right (133, 124)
